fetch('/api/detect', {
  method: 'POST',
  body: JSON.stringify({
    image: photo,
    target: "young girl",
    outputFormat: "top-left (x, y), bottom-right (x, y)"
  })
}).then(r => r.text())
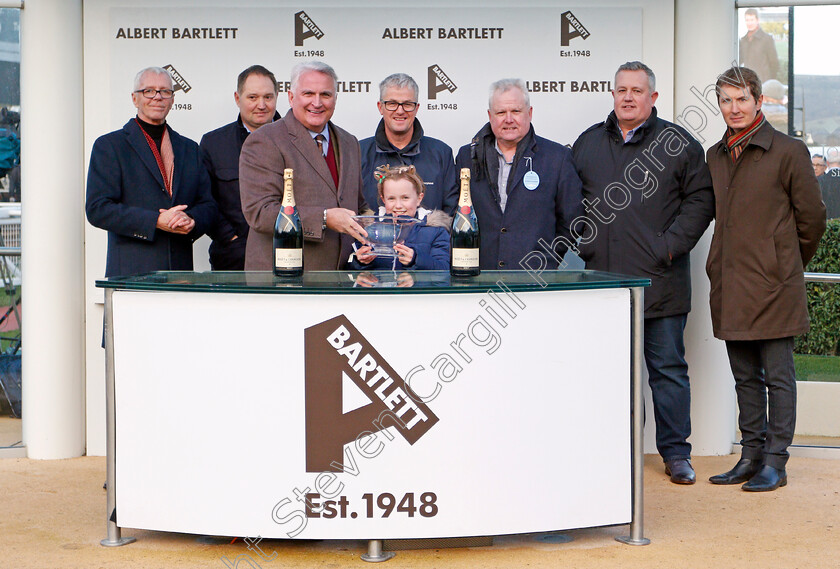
top-left (349, 165), bottom-right (450, 270)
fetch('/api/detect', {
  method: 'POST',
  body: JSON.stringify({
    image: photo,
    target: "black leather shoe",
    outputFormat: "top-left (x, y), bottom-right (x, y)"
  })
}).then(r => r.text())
top-left (664, 459), bottom-right (696, 485)
top-left (742, 465), bottom-right (787, 492)
top-left (709, 458), bottom-right (762, 485)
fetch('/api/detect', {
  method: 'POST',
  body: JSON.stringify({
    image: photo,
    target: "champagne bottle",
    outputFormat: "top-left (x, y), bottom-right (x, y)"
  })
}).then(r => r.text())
top-left (273, 168), bottom-right (303, 277)
top-left (450, 168), bottom-right (480, 277)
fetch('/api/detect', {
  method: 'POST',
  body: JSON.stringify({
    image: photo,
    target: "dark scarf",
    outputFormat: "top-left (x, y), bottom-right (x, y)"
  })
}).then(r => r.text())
top-left (469, 123), bottom-right (536, 193)
top-left (726, 111), bottom-right (766, 163)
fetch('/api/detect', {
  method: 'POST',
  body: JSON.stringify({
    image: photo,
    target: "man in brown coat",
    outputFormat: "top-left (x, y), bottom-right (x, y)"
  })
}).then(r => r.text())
top-left (739, 9), bottom-right (779, 84)
top-left (239, 61), bottom-right (368, 271)
top-left (706, 66), bottom-right (826, 491)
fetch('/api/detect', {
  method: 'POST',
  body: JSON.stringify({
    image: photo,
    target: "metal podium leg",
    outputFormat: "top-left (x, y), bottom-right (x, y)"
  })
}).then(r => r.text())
top-left (101, 289), bottom-right (136, 547)
top-left (361, 540), bottom-right (395, 562)
top-left (617, 286), bottom-right (650, 546)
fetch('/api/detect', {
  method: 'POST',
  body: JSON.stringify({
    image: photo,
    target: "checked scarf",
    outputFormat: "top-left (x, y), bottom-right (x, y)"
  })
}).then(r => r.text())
top-left (725, 111), bottom-right (766, 163)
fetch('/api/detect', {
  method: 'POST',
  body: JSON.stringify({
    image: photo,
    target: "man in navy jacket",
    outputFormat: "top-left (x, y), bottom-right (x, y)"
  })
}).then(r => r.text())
top-left (200, 65), bottom-right (281, 270)
top-left (360, 73), bottom-right (458, 215)
top-left (455, 78), bottom-right (583, 272)
top-left (86, 66), bottom-right (216, 278)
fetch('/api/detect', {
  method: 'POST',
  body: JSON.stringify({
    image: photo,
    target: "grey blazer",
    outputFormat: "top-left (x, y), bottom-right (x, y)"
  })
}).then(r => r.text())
top-left (239, 109), bottom-right (366, 271)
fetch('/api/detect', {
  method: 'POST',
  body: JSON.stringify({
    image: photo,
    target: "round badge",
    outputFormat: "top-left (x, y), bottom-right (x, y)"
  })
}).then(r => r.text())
top-left (460, 206), bottom-right (471, 214)
top-left (524, 171), bottom-right (540, 190)
top-left (284, 206), bottom-right (295, 214)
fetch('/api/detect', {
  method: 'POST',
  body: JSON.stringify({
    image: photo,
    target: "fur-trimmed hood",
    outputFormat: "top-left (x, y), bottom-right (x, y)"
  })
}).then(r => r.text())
top-left (377, 207), bottom-right (452, 232)
top-left (421, 209), bottom-right (452, 231)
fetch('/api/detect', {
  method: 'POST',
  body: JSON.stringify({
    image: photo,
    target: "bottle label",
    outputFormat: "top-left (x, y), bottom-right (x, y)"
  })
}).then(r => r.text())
top-left (275, 248), bottom-right (303, 268)
top-left (458, 169), bottom-right (472, 207)
top-left (282, 169), bottom-right (296, 206)
top-left (458, 186), bottom-right (472, 207)
top-left (282, 188), bottom-right (296, 207)
top-left (452, 248), bottom-right (479, 268)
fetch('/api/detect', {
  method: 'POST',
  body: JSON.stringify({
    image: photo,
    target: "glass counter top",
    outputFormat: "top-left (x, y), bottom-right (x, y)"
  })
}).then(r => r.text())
top-left (96, 270), bottom-right (649, 294)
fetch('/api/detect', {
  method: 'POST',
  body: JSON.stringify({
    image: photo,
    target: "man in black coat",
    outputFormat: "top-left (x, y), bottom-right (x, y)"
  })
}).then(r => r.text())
top-left (818, 148), bottom-right (840, 219)
top-left (86, 66), bottom-right (216, 278)
top-left (200, 65), bottom-right (281, 270)
top-left (573, 62), bottom-right (714, 485)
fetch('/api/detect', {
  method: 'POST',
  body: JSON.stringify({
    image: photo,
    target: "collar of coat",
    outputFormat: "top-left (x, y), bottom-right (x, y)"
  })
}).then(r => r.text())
top-left (236, 111), bottom-right (282, 135)
top-left (122, 118), bottom-right (183, 196)
top-left (280, 108), bottom-right (343, 187)
top-left (468, 122), bottom-right (537, 188)
top-left (280, 108), bottom-right (342, 158)
top-left (604, 107), bottom-right (658, 144)
top-left (374, 117), bottom-right (424, 157)
top-left (714, 120), bottom-right (774, 157)
top-left (281, 107), bottom-right (335, 138)
top-left (744, 26), bottom-right (770, 40)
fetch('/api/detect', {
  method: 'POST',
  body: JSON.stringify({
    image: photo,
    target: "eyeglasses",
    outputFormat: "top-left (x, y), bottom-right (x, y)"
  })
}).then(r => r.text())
top-left (382, 100), bottom-right (418, 112)
top-left (134, 88), bottom-right (175, 99)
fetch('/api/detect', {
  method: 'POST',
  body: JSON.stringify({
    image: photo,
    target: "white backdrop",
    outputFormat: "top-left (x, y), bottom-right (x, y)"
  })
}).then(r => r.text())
top-left (82, 0), bottom-right (677, 457)
top-left (93, 5), bottom-right (642, 150)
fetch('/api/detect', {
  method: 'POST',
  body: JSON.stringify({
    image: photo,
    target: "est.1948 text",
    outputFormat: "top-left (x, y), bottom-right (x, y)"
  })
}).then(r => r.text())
top-left (305, 492), bottom-right (438, 519)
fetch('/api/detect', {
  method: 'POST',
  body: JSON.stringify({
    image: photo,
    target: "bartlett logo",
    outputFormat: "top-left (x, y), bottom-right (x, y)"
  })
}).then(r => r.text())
top-left (304, 315), bottom-right (439, 473)
top-left (427, 64), bottom-right (457, 100)
top-left (295, 10), bottom-right (325, 46)
top-left (163, 64), bottom-right (191, 93)
top-left (560, 10), bottom-right (590, 46)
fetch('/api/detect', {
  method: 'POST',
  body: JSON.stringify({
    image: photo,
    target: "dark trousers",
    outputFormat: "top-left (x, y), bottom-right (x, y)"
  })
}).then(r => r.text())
top-left (209, 236), bottom-right (247, 271)
top-left (644, 314), bottom-right (691, 462)
top-left (725, 337), bottom-right (796, 470)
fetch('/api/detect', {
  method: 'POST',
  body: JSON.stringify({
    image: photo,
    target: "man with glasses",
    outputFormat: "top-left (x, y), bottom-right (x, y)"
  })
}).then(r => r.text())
top-left (360, 73), bottom-right (458, 214)
top-left (200, 65), bottom-right (281, 270)
top-left (812, 154), bottom-right (827, 178)
top-left (86, 66), bottom-right (216, 277)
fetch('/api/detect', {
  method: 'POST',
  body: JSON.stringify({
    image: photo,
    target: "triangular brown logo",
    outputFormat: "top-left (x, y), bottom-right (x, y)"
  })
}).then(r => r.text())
top-left (304, 315), bottom-right (439, 473)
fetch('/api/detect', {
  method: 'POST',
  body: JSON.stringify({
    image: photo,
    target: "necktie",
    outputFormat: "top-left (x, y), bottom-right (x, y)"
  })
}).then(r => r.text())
top-left (316, 133), bottom-right (339, 187)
